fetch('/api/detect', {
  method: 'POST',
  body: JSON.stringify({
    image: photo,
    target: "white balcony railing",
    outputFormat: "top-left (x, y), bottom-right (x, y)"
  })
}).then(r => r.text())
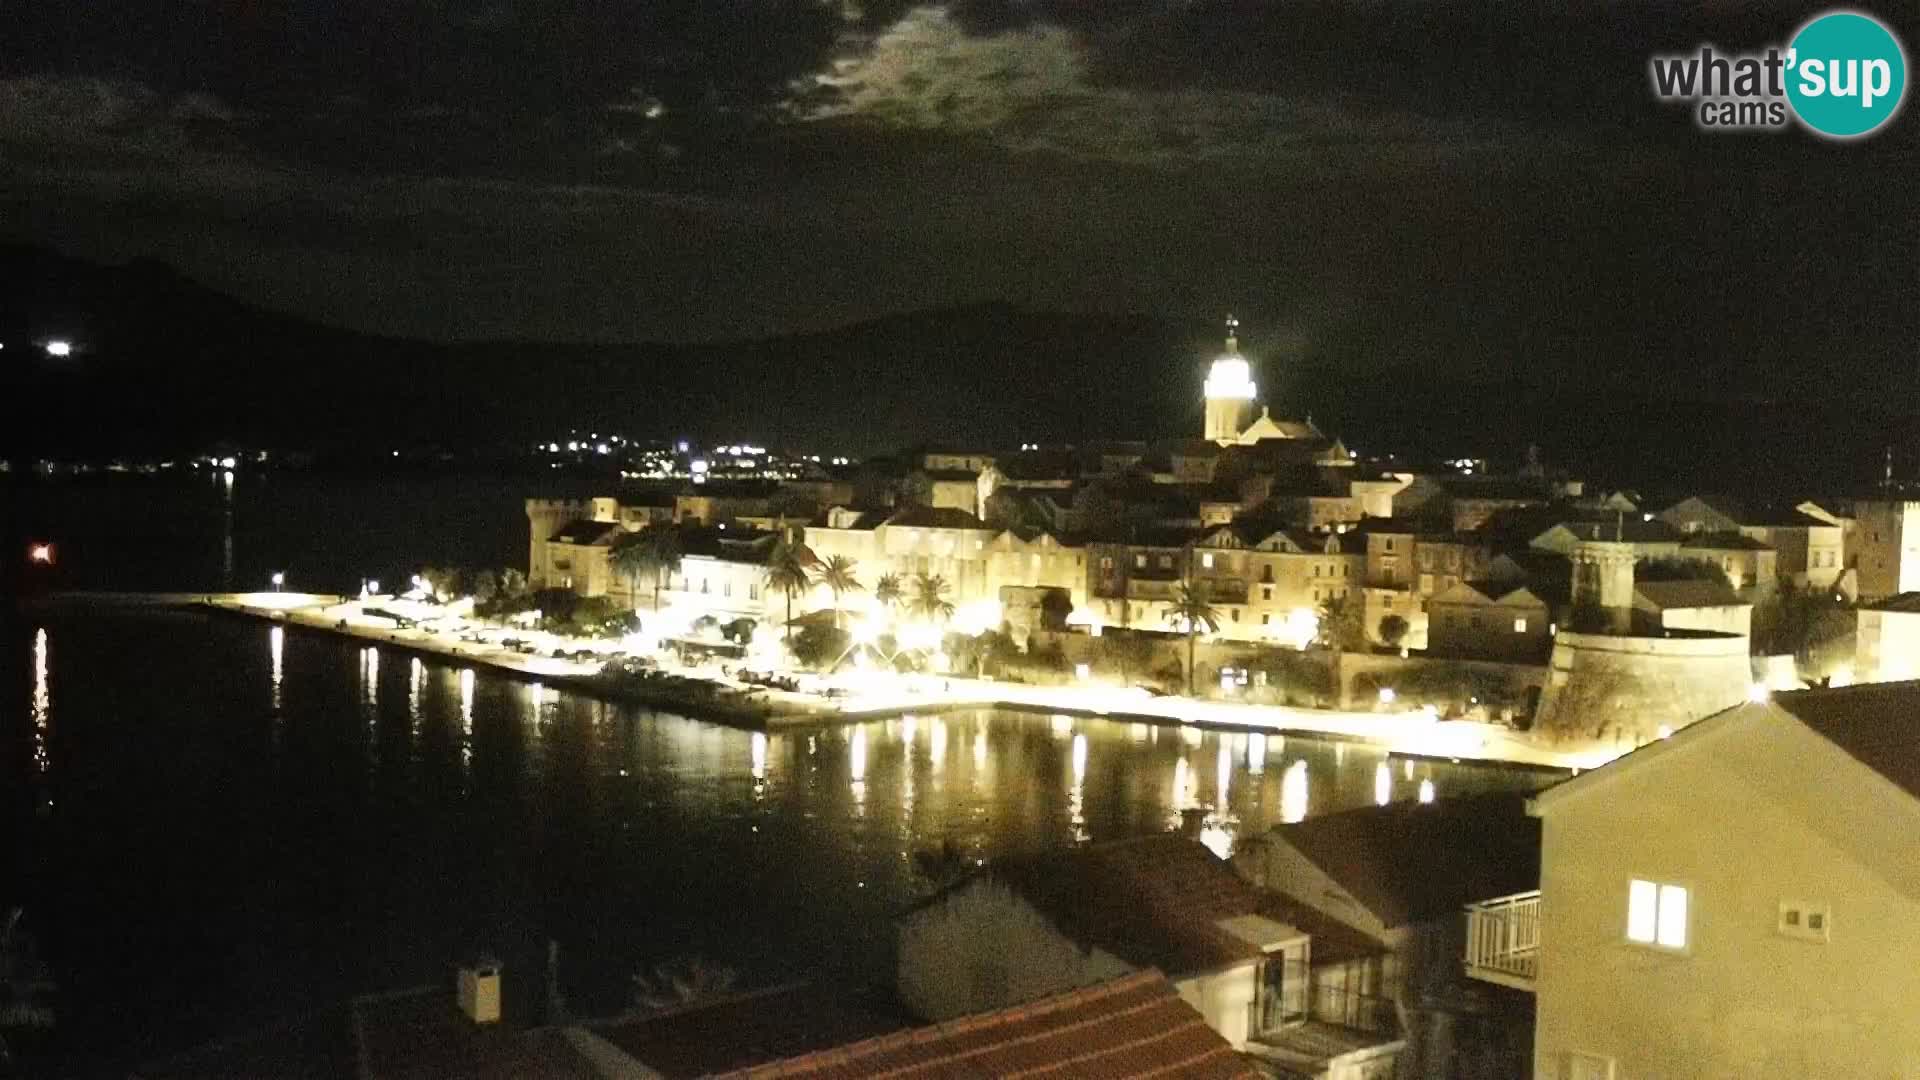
top-left (1464, 889), bottom-right (1540, 991)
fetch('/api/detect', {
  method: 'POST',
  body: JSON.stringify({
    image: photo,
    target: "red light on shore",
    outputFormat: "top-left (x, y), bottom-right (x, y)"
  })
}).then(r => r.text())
top-left (28, 543), bottom-right (54, 565)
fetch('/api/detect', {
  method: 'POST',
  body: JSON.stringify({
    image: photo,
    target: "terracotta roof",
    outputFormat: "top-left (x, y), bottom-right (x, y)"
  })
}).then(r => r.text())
top-left (982, 834), bottom-right (1273, 976)
top-left (1254, 894), bottom-right (1385, 968)
top-left (1863, 592), bottom-right (1920, 614)
top-left (1772, 681), bottom-right (1920, 803)
top-left (595, 984), bottom-right (907, 1078)
top-left (1266, 795), bottom-right (1539, 928)
top-left (711, 971), bottom-right (1258, 1080)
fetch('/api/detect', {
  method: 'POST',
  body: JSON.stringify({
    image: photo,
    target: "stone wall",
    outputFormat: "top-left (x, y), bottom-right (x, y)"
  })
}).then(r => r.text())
top-left (1534, 630), bottom-right (1751, 748)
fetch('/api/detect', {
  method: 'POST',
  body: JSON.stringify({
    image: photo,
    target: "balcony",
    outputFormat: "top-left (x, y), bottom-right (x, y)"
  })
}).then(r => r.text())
top-left (1464, 889), bottom-right (1540, 991)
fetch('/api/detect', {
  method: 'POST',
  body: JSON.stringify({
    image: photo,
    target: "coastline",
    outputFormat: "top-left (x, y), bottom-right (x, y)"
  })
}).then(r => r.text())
top-left (30, 591), bottom-right (1587, 772)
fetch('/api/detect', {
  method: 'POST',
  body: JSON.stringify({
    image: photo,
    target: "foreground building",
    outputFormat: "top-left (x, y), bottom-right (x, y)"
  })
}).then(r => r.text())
top-left (351, 969), bottom-right (1257, 1079)
top-left (1462, 681), bottom-right (1920, 1078)
top-left (896, 834), bottom-right (1404, 1077)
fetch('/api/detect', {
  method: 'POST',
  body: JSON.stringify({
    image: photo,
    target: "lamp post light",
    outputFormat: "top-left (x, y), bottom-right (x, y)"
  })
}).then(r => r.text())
top-left (271, 571), bottom-right (286, 592)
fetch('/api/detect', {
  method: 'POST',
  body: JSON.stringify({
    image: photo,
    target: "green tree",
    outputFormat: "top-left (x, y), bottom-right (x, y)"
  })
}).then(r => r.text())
top-left (1637, 556), bottom-right (1734, 588)
top-left (1316, 593), bottom-right (1367, 652)
top-left (1753, 580), bottom-right (1854, 672)
top-left (790, 623), bottom-right (851, 669)
top-left (874, 573), bottom-right (905, 613)
top-left (815, 555), bottom-right (863, 629)
top-left (470, 569), bottom-right (500, 607)
top-left (910, 572), bottom-right (956, 626)
top-left (1170, 580), bottom-right (1221, 697)
top-left (420, 565), bottom-right (463, 603)
top-left (1378, 613), bottom-right (1410, 651)
top-left (765, 538), bottom-right (817, 647)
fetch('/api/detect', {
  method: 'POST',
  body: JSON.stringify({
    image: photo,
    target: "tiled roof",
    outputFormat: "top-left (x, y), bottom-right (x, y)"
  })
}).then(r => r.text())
top-left (1774, 681), bottom-right (1920, 803)
top-left (1669, 495), bottom-right (1832, 528)
top-left (1267, 795), bottom-right (1539, 929)
top-left (1863, 592), bottom-right (1920, 614)
top-left (595, 984), bottom-right (906, 1078)
top-left (710, 970), bottom-right (1259, 1080)
top-left (351, 987), bottom-right (601, 1080)
top-left (1679, 531), bottom-right (1772, 552)
top-left (549, 520), bottom-right (625, 546)
top-left (985, 834), bottom-right (1273, 976)
top-left (1633, 580), bottom-right (1741, 610)
top-left (886, 506), bottom-right (989, 530)
top-left (1550, 519), bottom-right (1680, 544)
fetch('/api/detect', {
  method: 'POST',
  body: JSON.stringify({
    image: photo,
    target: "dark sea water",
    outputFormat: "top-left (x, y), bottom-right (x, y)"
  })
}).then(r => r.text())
top-left (2, 474), bottom-right (1556, 1073)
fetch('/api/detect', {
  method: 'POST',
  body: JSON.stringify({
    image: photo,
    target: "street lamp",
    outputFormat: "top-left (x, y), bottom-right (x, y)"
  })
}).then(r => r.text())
top-left (271, 571), bottom-right (286, 591)
top-left (28, 542), bottom-right (55, 565)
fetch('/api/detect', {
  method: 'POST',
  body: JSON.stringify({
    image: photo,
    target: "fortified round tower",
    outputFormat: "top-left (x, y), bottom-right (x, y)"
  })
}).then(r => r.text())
top-left (1539, 539), bottom-right (1752, 748)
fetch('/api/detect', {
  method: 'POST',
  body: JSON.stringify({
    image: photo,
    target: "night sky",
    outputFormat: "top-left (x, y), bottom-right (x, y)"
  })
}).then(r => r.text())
top-left (2, 0), bottom-right (1916, 381)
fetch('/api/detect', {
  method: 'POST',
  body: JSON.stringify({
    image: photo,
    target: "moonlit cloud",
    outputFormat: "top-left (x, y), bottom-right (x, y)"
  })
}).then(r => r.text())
top-left (799, 5), bottom-right (1526, 164)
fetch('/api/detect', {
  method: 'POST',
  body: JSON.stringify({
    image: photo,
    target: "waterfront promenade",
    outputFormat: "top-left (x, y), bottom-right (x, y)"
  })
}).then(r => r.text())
top-left (32, 591), bottom-right (1598, 771)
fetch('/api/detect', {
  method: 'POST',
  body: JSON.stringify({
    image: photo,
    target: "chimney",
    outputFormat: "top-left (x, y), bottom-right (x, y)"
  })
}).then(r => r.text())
top-left (457, 955), bottom-right (502, 1025)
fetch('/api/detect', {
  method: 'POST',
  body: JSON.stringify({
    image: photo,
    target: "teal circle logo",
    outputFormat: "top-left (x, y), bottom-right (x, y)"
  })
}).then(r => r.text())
top-left (1786, 10), bottom-right (1907, 138)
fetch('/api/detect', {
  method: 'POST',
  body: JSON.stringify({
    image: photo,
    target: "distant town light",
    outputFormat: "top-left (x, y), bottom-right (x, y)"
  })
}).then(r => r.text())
top-left (28, 542), bottom-right (54, 565)
top-left (43, 339), bottom-right (73, 357)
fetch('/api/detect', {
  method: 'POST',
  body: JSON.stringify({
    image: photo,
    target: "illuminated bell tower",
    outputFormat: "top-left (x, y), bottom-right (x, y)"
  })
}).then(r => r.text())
top-left (1203, 314), bottom-right (1258, 444)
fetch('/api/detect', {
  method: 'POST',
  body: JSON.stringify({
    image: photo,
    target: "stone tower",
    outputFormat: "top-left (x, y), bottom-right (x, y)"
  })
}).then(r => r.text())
top-left (1203, 314), bottom-right (1258, 445)
top-left (1572, 539), bottom-right (1637, 633)
top-left (525, 498), bottom-right (589, 589)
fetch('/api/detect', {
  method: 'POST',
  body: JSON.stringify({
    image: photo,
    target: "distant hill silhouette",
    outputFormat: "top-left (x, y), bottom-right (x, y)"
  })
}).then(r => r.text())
top-left (2, 245), bottom-right (1908, 494)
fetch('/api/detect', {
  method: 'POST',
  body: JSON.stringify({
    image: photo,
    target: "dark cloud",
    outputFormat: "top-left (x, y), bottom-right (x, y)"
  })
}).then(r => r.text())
top-left (0, 0), bottom-right (1915, 363)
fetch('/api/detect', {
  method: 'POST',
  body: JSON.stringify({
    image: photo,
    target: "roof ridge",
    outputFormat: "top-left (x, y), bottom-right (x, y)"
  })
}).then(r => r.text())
top-left (736, 971), bottom-right (1169, 1077)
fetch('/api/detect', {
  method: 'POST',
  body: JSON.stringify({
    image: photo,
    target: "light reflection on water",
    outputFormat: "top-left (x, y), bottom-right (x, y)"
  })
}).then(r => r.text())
top-left (268, 625), bottom-right (285, 711)
top-left (13, 615), bottom-right (1557, 1059)
top-left (32, 629), bottom-right (51, 808)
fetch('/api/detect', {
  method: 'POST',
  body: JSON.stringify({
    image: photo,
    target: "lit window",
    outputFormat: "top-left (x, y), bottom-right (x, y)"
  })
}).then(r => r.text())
top-left (1202, 553), bottom-right (1215, 569)
top-left (1514, 617), bottom-right (1528, 633)
top-left (1627, 879), bottom-right (1688, 949)
top-left (1134, 554), bottom-right (1147, 569)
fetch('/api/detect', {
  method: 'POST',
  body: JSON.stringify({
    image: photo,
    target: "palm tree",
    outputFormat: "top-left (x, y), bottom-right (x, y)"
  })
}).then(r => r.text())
top-left (910, 572), bottom-right (956, 626)
top-left (1170, 580), bottom-right (1221, 697)
top-left (873, 573), bottom-right (905, 614)
top-left (765, 538), bottom-right (817, 646)
top-left (611, 526), bottom-right (682, 611)
top-left (815, 555), bottom-right (863, 628)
